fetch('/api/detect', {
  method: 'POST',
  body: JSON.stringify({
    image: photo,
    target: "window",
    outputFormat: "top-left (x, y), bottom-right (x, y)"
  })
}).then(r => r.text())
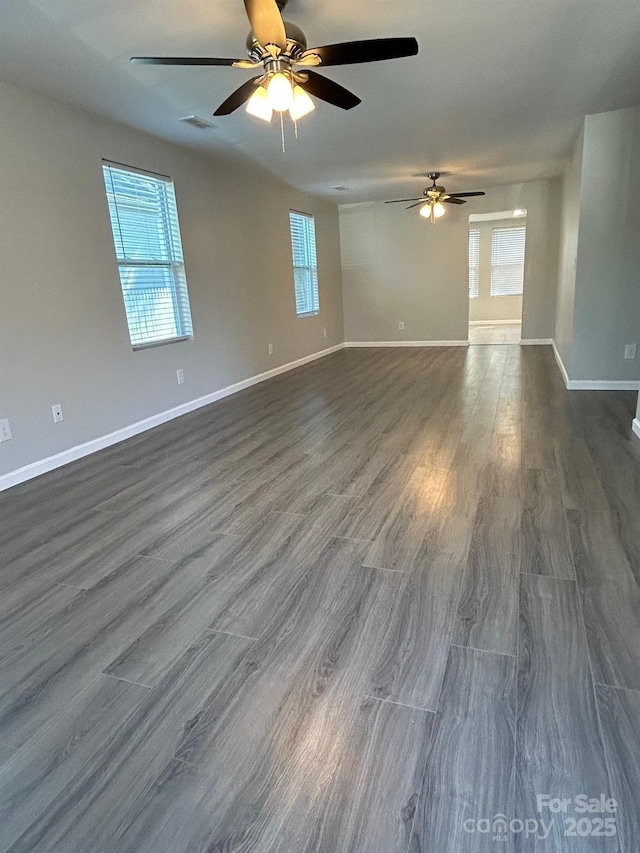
top-left (103, 162), bottom-right (193, 348)
top-left (289, 211), bottom-right (319, 316)
top-left (468, 228), bottom-right (480, 299)
top-left (490, 225), bottom-right (526, 297)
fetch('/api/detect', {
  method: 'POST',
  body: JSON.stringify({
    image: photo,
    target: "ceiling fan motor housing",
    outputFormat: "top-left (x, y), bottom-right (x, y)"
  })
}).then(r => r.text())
top-left (246, 21), bottom-right (308, 61)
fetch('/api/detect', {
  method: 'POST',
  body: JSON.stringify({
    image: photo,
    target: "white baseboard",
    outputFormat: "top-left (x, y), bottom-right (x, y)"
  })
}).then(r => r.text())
top-left (633, 419), bottom-right (640, 440)
top-left (344, 340), bottom-right (469, 348)
top-left (0, 343), bottom-right (345, 492)
top-left (520, 339), bottom-right (553, 346)
top-left (469, 319), bottom-right (522, 326)
top-left (566, 380), bottom-right (640, 390)
top-left (552, 340), bottom-right (640, 390)
top-left (552, 341), bottom-right (571, 386)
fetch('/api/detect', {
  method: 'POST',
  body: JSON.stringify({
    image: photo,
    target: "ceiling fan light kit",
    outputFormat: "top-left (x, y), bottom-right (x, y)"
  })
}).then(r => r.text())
top-left (131, 0), bottom-right (418, 143)
top-left (387, 173), bottom-right (486, 224)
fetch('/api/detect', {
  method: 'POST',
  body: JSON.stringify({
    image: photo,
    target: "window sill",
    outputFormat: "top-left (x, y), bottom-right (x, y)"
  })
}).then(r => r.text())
top-left (132, 335), bottom-right (193, 351)
top-left (296, 311), bottom-right (320, 318)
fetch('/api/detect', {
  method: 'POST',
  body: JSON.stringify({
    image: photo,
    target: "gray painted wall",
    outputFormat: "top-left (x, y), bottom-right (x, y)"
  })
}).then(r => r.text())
top-left (570, 107), bottom-right (640, 383)
top-left (0, 82), bottom-right (344, 477)
top-left (339, 179), bottom-right (560, 344)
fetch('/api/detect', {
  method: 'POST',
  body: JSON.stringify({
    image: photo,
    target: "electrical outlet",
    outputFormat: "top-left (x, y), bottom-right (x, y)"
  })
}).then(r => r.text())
top-left (624, 344), bottom-right (637, 360)
top-left (0, 419), bottom-right (12, 442)
top-left (176, 369), bottom-right (185, 385)
top-left (398, 321), bottom-right (405, 331)
top-left (323, 328), bottom-right (327, 339)
top-left (268, 343), bottom-right (274, 356)
top-left (51, 404), bottom-right (64, 424)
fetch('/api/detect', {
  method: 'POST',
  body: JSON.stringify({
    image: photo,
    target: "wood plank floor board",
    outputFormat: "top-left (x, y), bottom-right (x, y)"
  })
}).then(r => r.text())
top-left (367, 514), bottom-right (475, 711)
top-left (595, 683), bottom-right (640, 853)
top-left (432, 452), bottom-right (485, 519)
top-left (520, 468), bottom-right (575, 580)
top-left (516, 573), bottom-right (617, 852)
top-left (453, 495), bottom-right (521, 656)
top-left (582, 415), bottom-right (640, 585)
top-left (521, 352), bottom-right (559, 470)
top-left (207, 519), bottom-right (344, 638)
top-left (0, 744), bottom-right (16, 768)
top-left (333, 455), bottom-right (424, 542)
top-left (363, 466), bottom-right (450, 573)
top-left (409, 644), bottom-right (516, 852)
top-left (0, 582), bottom-right (83, 665)
top-left (566, 509), bottom-right (640, 691)
top-left (283, 492), bottom-right (361, 535)
top-left (554, 438), bottom-right (609, 511)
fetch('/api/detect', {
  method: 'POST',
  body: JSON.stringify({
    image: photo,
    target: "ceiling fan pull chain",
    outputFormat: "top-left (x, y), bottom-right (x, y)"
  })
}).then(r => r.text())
top-left (294, 118), bottom-right (298, 140)
top-left (280, 111), bottom-right (286, 153)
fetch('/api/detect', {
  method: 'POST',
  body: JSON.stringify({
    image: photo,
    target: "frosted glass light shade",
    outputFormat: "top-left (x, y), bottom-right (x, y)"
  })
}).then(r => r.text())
top-left (289, 86), bottom-right (315, 121)
top-left (267, 73), bottom-right (294, 111)
top-left (246, 86), bottom-right (273, 122)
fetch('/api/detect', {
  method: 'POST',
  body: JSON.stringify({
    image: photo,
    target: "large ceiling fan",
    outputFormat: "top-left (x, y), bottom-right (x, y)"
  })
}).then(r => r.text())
top-left (131, 0), bottom-right (419, 125)
top-left (386, 173), bottom-right (486, 223)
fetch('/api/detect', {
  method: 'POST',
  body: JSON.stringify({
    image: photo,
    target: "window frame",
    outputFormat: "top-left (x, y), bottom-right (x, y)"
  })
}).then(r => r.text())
top-left (102, 160), bottom-right (194, 350)
top-left (490, 224), bottom-right (527, 298)
top-left (289, 210), bottom-right (320, 318)
top-left (468, 227), bottom-right (480, 299)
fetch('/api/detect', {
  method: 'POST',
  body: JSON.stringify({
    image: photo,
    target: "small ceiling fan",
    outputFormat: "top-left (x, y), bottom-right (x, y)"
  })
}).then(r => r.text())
top-left (386, 173), bottom-right (486, 223)
top-left (131, 0), bottom-right (419, 125)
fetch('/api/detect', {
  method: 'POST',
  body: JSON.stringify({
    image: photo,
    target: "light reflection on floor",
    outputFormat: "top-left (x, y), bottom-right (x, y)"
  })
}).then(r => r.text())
top-left (469, 323), bottom-right (521, 345)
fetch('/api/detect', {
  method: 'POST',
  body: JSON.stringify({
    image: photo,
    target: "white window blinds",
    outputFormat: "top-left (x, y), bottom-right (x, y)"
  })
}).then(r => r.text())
top-left (469, 228), bottom-right (480, 299)
top-left (490, 225), bottom-right (526, 297)
top-left (103, 163), bottom-right (193, 348)
top-left (289, 211), bottom-right (319, 316)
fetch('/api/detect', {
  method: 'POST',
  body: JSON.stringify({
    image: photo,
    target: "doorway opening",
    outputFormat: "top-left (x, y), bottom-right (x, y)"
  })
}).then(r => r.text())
top-left (468, 209), bottom-right (527, 344)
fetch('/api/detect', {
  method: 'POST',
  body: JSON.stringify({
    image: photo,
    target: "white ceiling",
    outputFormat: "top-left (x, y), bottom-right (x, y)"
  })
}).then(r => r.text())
top-left (2, 0), bottom-right (640, 202)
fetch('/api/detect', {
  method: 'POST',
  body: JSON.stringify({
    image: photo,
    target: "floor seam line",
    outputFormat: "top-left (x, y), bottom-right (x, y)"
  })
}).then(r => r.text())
top-left (519, 570), bottom-right (578, 583)
top-left (363, 694), bottom-right (436, 714)
top-left (100, 671), bottom-right (154, 690)
top-left (594, 680), bottom-right (640, 696)
top-left (450, 642), bottom-right (516, 659)
top-left (205, 627), bottom-right (259, 641)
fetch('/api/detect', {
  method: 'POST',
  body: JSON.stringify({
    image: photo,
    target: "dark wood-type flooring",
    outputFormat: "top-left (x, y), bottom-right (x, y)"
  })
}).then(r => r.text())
top-left (1, 345), bottom-right (639, 852)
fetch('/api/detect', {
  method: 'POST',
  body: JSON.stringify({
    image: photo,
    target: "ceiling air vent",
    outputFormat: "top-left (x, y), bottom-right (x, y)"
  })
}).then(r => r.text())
top-left (179, 115), bottom-right (216, 130)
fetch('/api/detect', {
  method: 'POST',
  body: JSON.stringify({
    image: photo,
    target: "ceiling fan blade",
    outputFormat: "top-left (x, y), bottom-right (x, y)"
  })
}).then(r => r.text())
top-left (447, 191), bottom-right (486, 198)
top-left (299, 71), bottom-right (361, 110)
top-left (244, 0), bottom-right (287, 50)
top-left (131, 56), bottom-right (243, 66)
top-left (301, 37), bottom-right (419, 67)
top-left (444, 197), bottom-right (466, 205)
top-left (406, 202), bottom-right (425, 210)
top-left (385, 198), bottom-right (421, 204)
top-left (213, 77), bottom-right (262, 115)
